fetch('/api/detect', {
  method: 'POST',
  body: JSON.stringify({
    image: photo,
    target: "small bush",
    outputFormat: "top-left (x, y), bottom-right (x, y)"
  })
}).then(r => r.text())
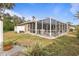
top-left (69, 29), bottom-right (73, 32)
top-left (23, 42), bottom-right (51, 56)
top-left (3, 40), bottom-right (13, 51)
top-left (76, 27), bottom-right (79, 39)
top-left (3, 40), bottom-right (13, 46)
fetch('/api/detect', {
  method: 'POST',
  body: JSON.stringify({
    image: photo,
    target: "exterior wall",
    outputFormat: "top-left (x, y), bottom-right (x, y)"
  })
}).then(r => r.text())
top-left (25, 24), bottom-right (29, 33)
top-left (14, 25), bottom-right (25, 33)
top-left (27, 22), bottom-right (36, 33)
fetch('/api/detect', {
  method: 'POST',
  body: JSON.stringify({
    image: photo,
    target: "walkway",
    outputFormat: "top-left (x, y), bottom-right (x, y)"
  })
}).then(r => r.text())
top-left (0, 45), bottom-right (25, 56)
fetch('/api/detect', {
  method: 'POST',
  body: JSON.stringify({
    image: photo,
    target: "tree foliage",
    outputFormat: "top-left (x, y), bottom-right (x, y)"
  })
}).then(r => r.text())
top-left (3, 13), bottom-right (25, 32)
top-left (0, 3), bottom-right (15, 11)
top-left (0, 3), bottom-right (25, 32)
top-left (75, 11), bottom-right (79, 19)
top-left (0, 3), bottom-right (15, 16)
top-left (75, 11), bottom-right (79, 38)
top-left (3, 14), bottom-right (14, 32)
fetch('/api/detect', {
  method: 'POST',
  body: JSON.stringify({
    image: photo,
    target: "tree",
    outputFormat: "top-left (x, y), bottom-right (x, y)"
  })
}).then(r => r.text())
top-left (74, 11), bottom-right (79, 39)
top-left (0, 3), bottom-right (25, 32)
top-left (0, 3), bottom-right (15, 11)
top-left (0, 3), bottom-right (15, 30)
top-left (75, 11), bottom-right (79, 19)
top-left (12, 15), bottom-right (25, 26)
top-left (0, 3), bottom-right (15, 50)
top-left (75, 11), bottom-right (79, 20)
top-left (0, 4), bottom-right (15, 32)
top-left (3, 14), bottom-right (14, 32)
top-left (32, 16), bottom-right (36, 20)
top-left (0, 3), bottom-right (15, 19)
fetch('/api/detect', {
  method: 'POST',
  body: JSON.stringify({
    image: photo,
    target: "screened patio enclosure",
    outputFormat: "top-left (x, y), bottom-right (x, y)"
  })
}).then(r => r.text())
top-left (27, 18), bottom-right (68, 38)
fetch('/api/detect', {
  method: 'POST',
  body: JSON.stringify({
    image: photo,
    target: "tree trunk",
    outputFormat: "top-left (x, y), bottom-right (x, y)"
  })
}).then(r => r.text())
top-left (0, 20), bottom-right (3, 51)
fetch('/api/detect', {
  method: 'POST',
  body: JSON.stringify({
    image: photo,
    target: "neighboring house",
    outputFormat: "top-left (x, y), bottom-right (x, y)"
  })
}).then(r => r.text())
top-left (14, 17), bottom-right (69, 39)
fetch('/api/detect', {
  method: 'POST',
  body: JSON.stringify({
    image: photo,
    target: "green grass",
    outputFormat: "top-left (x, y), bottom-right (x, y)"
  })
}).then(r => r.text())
top-left (4, 31), bottom-right (79, 56)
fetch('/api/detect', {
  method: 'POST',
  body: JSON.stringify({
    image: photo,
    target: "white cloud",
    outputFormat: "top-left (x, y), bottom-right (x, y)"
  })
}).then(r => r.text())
top-left (70, 3), bottom-right (79, 14)
top-left (4, 9), bottom-right (23, 18)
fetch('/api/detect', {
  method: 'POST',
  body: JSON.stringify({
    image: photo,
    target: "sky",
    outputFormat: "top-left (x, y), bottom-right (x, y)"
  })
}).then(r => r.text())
top-left (5, 3), bottom-right (79, 25)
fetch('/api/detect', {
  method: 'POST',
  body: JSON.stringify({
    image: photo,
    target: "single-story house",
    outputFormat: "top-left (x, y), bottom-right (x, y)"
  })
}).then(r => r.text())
top-left (14, 17), bottom-right (69, 39)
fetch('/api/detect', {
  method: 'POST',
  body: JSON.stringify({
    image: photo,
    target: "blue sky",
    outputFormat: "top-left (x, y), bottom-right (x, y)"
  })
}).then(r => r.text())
top-left (10, 3), bottom-right (79, 25)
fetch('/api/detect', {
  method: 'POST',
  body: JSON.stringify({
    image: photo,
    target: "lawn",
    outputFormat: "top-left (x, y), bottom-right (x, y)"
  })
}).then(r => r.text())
top-left (4, 31), bottom-right (79, 56)
top-left (43, 36), bottom-right (79, 56)
top-left (4, 31), bottom-right (53, 47)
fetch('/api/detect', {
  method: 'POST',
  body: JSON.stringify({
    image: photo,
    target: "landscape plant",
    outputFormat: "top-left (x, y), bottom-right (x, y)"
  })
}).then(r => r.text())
top-left (3, 40), bottom-right (13, 51)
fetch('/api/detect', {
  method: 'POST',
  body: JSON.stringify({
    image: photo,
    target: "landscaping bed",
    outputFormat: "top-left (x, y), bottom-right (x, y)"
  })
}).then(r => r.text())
top-left (4, 31), bottom-right (79, 56)
top-left (3, 40), bottom-right (13, 51)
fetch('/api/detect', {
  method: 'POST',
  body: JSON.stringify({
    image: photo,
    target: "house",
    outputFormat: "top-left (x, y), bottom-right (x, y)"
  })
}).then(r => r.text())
top-left (14, 17), bottom-right (69, 39)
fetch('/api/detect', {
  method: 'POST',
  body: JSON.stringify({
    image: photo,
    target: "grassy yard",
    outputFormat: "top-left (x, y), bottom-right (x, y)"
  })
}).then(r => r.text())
top-left (4, 31), bottom-right (79, 56)
top-left (4, 31), bottom-right (53, 47)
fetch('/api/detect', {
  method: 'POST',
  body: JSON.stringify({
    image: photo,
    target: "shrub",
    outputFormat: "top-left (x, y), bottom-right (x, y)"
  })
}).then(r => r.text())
top-left (3, 40), bottom-right (13, 51)
top-left (24, 43), bottom-right (49, 56)
top-left (3, 40), bottom-right (13, 46)
top-left (76, 27), bottom-right (79, 39)
top-left (69, 29), bottom-right (73, 32)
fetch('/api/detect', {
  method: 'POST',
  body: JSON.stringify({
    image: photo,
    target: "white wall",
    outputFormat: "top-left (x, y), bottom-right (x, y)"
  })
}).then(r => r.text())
top-left (0, 20), bottom-right (3, 51)
top-left (14, 25), bottom-right (25, 33)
